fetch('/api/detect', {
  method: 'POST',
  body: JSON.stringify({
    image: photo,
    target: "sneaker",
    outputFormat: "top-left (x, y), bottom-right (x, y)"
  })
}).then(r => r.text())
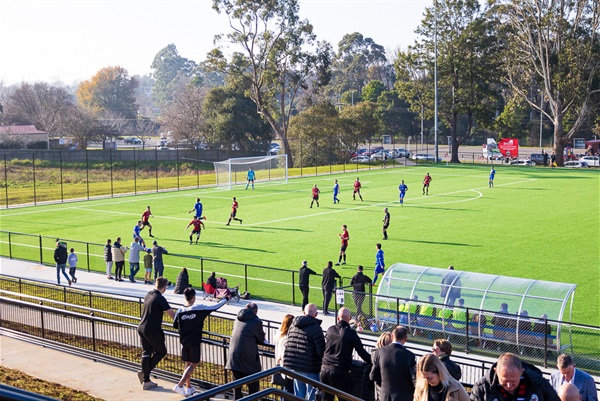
top-left (335, 263), bottom-right (340, 266)
top-left (68, 280), bottom-right (72, 286)
top-left (142, 381), bottom-right (158, 390)
top-left (73, 277), bottom-right (77, 283)
top-left (137, 371), bottom-right (144, 384)
top-left (107, 276), bottom-right (113, 280)
top-left (173, 384), bottom-right (187, 396)
top-left (185, 386), bottom-right (197, 396)
top-left (342, 262), bottom-right (346, 265)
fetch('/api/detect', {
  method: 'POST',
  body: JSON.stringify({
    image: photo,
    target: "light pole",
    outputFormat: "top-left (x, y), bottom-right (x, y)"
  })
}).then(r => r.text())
top-left (421, 104), bottom-right (424, 150)
top-left (434, 0), bottom-right (439, 162)
top-left (539, 89), bottom-right (544, 148)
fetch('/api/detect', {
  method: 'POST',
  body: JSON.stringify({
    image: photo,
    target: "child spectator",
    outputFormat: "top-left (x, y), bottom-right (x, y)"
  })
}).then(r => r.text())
top-left (67, 248), bottom-right (78, 283)
top-left (143, 249), bottom-right (153, 284)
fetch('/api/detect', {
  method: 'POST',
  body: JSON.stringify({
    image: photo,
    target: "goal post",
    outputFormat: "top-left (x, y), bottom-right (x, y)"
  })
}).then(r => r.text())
top-left (213, 154), bottom-right (288, 189)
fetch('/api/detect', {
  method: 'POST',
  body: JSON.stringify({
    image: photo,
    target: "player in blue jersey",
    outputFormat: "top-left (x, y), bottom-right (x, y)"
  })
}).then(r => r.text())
top-left (188, 198), bottom-right (206, 220)
top-left (245, 168), bottom-right (256, 190)
top-left (489, 167), bottom-right (495, 188)
top-left (133, 221), bottom-right (146, 248)
top-left (373, 243), bottom-right (385, 285)
top-left (333, 179), bottom-right (340, 204)
top-left (398, 180), bottom-right (408, 205)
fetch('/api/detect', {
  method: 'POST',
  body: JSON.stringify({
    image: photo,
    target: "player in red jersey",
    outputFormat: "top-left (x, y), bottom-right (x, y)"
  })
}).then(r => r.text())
top-left (336, 224), bottom-right (350, 266)
top-left (422, 172), bottom-right (432, 195)
top-left (353, 178), bottom-right (363, 201)
top-left (310, 184), bottom-right (320, 208)
top-left (226, 197), bottom-right (243, 226)
top-left (186, 216), bottom-right (206, 244)
top-left (141, 206), bottom-right (154, 237)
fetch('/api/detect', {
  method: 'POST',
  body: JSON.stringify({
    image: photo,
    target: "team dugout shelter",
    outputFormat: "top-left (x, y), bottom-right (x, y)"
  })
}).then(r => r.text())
top-left (373, 263), bottom-right (576, 353)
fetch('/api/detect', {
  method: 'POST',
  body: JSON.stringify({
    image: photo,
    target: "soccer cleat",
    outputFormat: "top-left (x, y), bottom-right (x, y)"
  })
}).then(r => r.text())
top-left (225, 223), bottom-right (230, 226)
top-left (342, 262), bottom-right (346, 265)
top-left (190, 242), bottom-right (192, 245)
top-left (173, 385), bottom-right (187, 396)
top-left (240, 220), bottom-right (243, 224)
top-left (335, 263), bottom-right (340, 266)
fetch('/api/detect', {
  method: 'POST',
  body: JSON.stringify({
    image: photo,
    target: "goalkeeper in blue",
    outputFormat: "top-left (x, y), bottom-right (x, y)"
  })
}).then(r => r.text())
top-left (373, 243), bottom-right (385, 285)
top-left (245, 168), bottom-right (256, 190)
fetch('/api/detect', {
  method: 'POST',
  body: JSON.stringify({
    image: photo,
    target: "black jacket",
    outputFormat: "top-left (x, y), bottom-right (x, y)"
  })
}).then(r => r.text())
top-left (54, 245), bottom-right (67, 264)
top-left (440, 354), bottom-right (462, 381)
top-left (321, 267), bottom-right (340, 291)
top-left (283, 314), bottom-right (325, 374)
top-left (103, 244), bottom-right (112, 262)
top-left (226, 307), bottom-right (266, 374)
top-left (299, 266), bottom-right (317, 287)
top-left (470, 361), bottom-right (560, 401)
top-left (370, 342), bottom-right (416, 401)
top-left (350, 272), bottom-right (372, 292)
top-left (174, 270), bottom-right (190, 294)
top-left (321, 320), bottom-right (371, 372)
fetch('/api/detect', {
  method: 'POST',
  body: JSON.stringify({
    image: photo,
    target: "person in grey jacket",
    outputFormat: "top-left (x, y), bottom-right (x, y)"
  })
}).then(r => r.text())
top-left (151, 240), bottom-right (168, 280)
top-left (225, 302), bottom-right (266, 400)
top-left (128, 237), bottom-right (145, 283)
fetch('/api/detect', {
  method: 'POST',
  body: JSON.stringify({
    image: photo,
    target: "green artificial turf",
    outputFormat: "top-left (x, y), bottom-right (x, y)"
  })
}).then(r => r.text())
top-left (1, 164), bottom-right (598, 326)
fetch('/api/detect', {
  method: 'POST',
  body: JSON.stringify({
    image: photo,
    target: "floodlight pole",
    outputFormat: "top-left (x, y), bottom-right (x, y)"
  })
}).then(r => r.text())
top-left (539, 89), bottom-right (544, 148)
top-left (434, 0), bottom-right (439, 162)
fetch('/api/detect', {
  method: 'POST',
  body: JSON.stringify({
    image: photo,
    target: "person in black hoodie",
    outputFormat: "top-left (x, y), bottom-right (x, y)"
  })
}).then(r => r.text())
top-left (283, 303), bottom-right (325, 401)
top-left (226, 302), bottom-right (267, 400)
top-left (54, 240), bottom-right (70, 286)
top-left (173, 267), bottom-right (191, 294)
top-left (299, 260), bottom-right (317, 310)
top-left (350, 265), bottom-right (372, 320)
top-left (321, 261), bottom-right (341, 315)
top-left (432, 339), bottom-right (461, 381)
top-left (320, 307), bottom-right (371, 401)
top-left (471, 352), bottom-right (560, 401)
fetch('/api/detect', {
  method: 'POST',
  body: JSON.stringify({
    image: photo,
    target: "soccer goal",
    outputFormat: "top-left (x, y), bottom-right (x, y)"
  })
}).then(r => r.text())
top-left (213, 154), bottom-right (288, 189)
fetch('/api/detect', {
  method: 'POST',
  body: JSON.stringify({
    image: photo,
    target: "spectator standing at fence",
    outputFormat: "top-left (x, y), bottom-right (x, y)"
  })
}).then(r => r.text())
top-left (283, 303), bottom-right (325, 401)
top-left (104, 239), bottom-right (113, 279)
top-left (143, 249), bottom-right (153, 284)
top-left (129, 236), bottom-right (145, 283)
top-left (558, 383), bottom-right (583, 401)
top-left (320, 307), bottom-right (371, 401)
top-left (112, 237), bottom-right (127, 282)
top-left (440, 265), bottom-right (461, 306)
top-left (414, 354), bottom-right (469, 401)
top-left (151, 240), bottom-right (168, 281)
top-left (350, 265), bottom-right (372, 320)
top-left (382, 207), bottom-right (390, 240)
top-left (299, 260), bottom-right (317, 311)
top-left (471, 352), bottom-right (560, 401)
top-left (141, 206), bottom-right (154, 237)
top-left (550, 354), bottom-right (597, 401)
top-left (370, 326), bottom-right (416, 401)
top-left (373, 332), bottom-right (392, 401)
top-left (54, 240), bottom-right (70, 286)
top-left (226, 302), bottom-right (267, 400)
top-left (373, 243), bottom-right (385, 285)
top-left (432, 339), bottom-right (462, 381)
top-left (274, 314), bottom-right (295, 395)
top-left (172, 287), bottom-right (228, 396)
top-left (322, 261), bottom-right (340, 316)
top-left (137, 277), bottom-right (176, 390)
top-left (67, 247), bottom-right (78, 284)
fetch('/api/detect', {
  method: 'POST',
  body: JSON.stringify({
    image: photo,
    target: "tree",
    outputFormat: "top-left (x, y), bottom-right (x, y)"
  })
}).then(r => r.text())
top-left (160, 84), bottom-right (207, 147)
top-left (375, 90), bottom-right (419, 142)
top-left (76, 66), bottom-right (139, 120)
top-left (203, 86), bottom-right (272, 152)
top-left (132, 117), bottom-right (159, 149)
top-left (207, 0), bottom-right (317, 167)
top-left (62, 105), bottom-right (104, 150)
top-left (150, 44), bottom-right (198, 113)
top-left (494, 0), bottom-right (600, 165)
top-left (362, 80), bottom-right (386, 103)
top-left (339, 102), bottom-right (381, 155)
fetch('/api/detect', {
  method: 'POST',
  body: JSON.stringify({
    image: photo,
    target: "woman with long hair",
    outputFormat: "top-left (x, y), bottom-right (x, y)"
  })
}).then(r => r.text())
top-left (414, 354), bottom-right (469, 401)
top-left (274, 314), bottom-right (295, 395)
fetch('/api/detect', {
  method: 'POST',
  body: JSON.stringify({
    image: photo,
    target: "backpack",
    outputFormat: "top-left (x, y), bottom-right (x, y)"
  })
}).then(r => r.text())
top-left (216, 277), bottom-right (228, 289)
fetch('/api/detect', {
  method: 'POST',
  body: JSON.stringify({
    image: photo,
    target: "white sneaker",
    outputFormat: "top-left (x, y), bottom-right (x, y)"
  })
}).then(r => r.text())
top-left (173, 384), bottom-right (187, 396)
top-left (185, 386), bottom-right (197, 396)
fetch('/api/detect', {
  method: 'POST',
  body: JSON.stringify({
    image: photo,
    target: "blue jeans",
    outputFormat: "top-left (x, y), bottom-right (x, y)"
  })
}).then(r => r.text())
top-left (292, 371), bottom-right (320, 401)
top-left (129, 262), bottom-right (140, 281)
top-left (56, 263), bottom-right (69, 285)
top-left (154, 260), bottom-right (164, 280)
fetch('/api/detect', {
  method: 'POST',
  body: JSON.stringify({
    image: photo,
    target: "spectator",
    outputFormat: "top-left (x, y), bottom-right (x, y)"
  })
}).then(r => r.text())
top-left (174, 267), bottom-right (191, 294)
top-left (350, 265), bottom-right (372, 320)
top-left (370, 326), bottom-right (416, 401)
top-left (104, 239), bottom-right (113, 279)
top-left (320, 307), bottom-right (371, 401)
top-left (207, 271), bottom-right (218, 289)
top-left (558, 383), bottom-right (583, 401)
top-left (111, 237), bottom-right (127, 282)
top-left (273, 314), bottom-right (295, 395)
top-left (67, 247), bottom-right (78, 284)
top-left (128, 236), bottom-right (145, 283)
top-left (54, 240), bottom-right (70, 286)
top-left (283, 303), bottom-right (325, 401)
top-left (432, 339), bottom-right (462, 380)
top-left (226, 302), bottom-right (267, 400)
top-left (550, 354), bottom-right (597, 401)
top-left (440, 265), bottom-right (461, 306)
top-left (414, 354), bottom-right (469, 401)
top-left (321, 261), bottom-right (340, 316)
top-left (470, 352), bottom-right (560, 401)
top-left (299, 260), bottom-right (317, 310)
top-left (151, 240), bottom-right (168, 281)
top-left (137, 277), bottom-right (176, 390)
top-left (172, 287), bottom-right (227, 396)
top-left (373, 331), bottom-right (392, 401)
top-left (143, 249), bottom-right (153, 285)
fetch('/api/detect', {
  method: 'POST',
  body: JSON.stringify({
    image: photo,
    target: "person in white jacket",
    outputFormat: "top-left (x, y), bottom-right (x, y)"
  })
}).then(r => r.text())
top-left (129, 237), bottom-right (146, 283)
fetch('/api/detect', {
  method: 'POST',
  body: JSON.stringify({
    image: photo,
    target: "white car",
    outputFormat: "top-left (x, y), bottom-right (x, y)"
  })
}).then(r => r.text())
top-left (349, 155), bottom-right (370, 163)
top-left (564, 161), bottom-right (589, 168)
top-left (578, 156), bottom-right (599, 167)
top-left (389, 148), bottom-right (410, 158)
top-left (510, 159), bottom-right (533, 166)
top-left (370, 151), bottom-right (388, 161)
top-left (411, 153), bottom-right (440, 162)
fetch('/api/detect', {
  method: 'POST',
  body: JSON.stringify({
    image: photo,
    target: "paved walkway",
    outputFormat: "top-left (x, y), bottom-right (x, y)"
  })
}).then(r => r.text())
top-left (0, 257), bottom-right (337, 400)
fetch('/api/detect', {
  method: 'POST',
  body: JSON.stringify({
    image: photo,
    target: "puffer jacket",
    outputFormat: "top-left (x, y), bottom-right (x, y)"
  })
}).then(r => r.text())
top-left (225, 307), bottom-right (265, 374)
top-left (283, 314), bottom-right (325, 374)
top-left (111, 242), bottom-right (127, 262)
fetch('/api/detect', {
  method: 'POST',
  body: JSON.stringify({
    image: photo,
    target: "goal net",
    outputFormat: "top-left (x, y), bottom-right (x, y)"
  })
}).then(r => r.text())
top-left (213, 154), bottom-right (288, 189)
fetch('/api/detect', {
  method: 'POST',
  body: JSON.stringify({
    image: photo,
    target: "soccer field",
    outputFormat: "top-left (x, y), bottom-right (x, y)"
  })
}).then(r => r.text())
top-left (0, 164), bottom-right (598, 325)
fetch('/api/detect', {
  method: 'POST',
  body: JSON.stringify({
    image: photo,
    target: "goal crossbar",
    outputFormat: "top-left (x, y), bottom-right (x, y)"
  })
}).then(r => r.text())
top-left (213, 154), bottom-right (288, 189)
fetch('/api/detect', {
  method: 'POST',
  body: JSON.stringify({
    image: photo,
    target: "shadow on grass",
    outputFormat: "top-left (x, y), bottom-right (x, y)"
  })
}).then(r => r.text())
top-left (402, 239), bottom-right (482, 247)
top-left (410, 206), bottom-right (479, 212)
top-left (199, 241), bottom-right (274, 253)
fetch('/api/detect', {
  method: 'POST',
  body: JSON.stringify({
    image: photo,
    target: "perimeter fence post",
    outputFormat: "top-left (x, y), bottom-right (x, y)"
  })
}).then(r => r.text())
top-left (396, 297), bottom-right (400, 326)
top-left (222, 338), bottom-right (229, 384)
top-left (291, 272), bottom-right (296, 306)
top-left (3, 154), bottom-right (8, 208)
top-left (40, 301), bottom-right (45, 338)
top-left (155, 148), bottom-right (159, 192)
top-left (368, 284), bottom-right (373, 318)
top-left (85, 150), bottom-right (90, 200)
top-left (110, 149), bottom-right (114, 197)
top-left (32, 153), bottom-right (37, 205)
top-left (200, 258), bottom-right (204, 284)
top-left (465, 308), bottom-right (470, 353)
top-left (91, 312), bottom-right (96, 352)
top-left (86, 242), bottom-right (90, 272)
top-left (39, 235), bottom-right (43, 264)
top-left (59, 151), bottom-right (64, 203)
top-left (244, 264), bottom-right (248, 292)
top-left (8, 232), bottom-right (12, 259)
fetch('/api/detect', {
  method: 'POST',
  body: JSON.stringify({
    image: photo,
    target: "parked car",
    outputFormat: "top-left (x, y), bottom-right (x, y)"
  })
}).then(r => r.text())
top-left (349, 155), bottom-right (370, 163)
top-left (389, 148), bottom-right (410, 158)
top-left (510, 159), bottom-right (533, 166)
top-left (370, 151), bottom-right (388, 161)
top-left (564, 161), bottom-right (589, 168)
top-left (269, 144), bottom-right (281, 155)
top-left (411, 153), bottom-right (440, 162)
top-left (528, 153), bottom-right (546, 165)
top-left (124, 137), bottom-right (142, 145)
top-left (579, 156), bottom-right (599, 167)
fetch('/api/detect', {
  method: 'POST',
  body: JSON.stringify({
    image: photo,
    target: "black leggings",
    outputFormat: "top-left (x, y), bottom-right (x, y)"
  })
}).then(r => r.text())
top-left (139, 331), bottom-right (167, 382)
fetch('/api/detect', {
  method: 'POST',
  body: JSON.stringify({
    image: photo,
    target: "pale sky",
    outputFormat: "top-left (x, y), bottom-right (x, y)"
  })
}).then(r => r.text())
top-left (0, 0), bottom-right (431, 86)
